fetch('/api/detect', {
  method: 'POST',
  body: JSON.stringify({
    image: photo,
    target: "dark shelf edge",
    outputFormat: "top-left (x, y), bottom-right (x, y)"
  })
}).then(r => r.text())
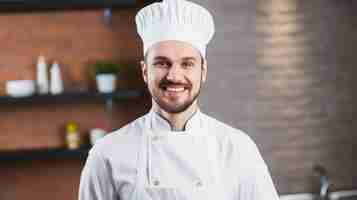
top-left (0, 89), bottom-right (144, 104)
top-left (0, 146), bottom-right (91, 162)
top-left (0, 0), bottom-right (138, 12)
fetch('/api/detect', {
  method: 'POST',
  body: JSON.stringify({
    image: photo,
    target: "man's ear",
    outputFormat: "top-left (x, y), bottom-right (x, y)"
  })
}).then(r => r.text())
top-left (140, 60), bottom-right (148, 84)
top-left (201, 59), bottom-right (207, 83)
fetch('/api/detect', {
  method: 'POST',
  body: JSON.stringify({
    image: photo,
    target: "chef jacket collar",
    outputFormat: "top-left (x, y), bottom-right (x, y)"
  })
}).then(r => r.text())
top-left (148, 108), bottom-right (203, 133)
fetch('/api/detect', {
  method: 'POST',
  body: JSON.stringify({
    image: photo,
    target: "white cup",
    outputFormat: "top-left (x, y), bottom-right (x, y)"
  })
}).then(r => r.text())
top-left (96, 74), bottom-right (116, 93)
top-left (89, 128), bottom-right (106, 145)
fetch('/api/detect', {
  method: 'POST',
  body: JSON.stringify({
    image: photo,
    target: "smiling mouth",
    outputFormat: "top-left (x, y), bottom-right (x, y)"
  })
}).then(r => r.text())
top-left (166, 87), bottom-right (185, 92)
top-left (161, 86), bottom-right (189, 93)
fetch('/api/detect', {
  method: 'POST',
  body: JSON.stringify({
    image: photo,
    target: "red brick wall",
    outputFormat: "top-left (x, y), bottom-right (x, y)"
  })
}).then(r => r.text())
top-left (0, 8), bottom-right (144, 95)
top-left (0, 7), bottom-right (150, 200)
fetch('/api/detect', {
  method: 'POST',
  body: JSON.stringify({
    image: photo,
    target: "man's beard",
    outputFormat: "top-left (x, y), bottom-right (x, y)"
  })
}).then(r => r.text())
top-left (151, 75), bottom-right (202, 114)
top-left (153, 87), bottom-right (201, 114)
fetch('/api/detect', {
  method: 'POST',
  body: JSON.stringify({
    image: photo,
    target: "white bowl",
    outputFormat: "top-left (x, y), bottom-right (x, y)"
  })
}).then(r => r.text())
top-left (6, 80), bottom-right (36, 97)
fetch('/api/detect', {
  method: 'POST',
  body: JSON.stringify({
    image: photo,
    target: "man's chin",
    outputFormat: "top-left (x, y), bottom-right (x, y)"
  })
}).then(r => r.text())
top-left (161, 104), bottom-right (190, 114)
top-left (156, 100), bottom-right (194, 114)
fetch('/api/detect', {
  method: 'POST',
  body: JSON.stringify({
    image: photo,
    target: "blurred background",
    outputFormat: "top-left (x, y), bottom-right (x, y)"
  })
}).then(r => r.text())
top-left (0, 0), bottom-right (356, 199)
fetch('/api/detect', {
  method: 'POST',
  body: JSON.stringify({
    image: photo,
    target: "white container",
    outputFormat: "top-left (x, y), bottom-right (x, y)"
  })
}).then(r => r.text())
top-left (36, 55), bottom-right (49, 94)
top-left (96, 74), bottom-right (116, 93)
top-left (89, 128), bottom-right (106, 145)
top-left (6, 80), bottom-right (36, 97)
top-left (50, 61), bottom-right (64, 95)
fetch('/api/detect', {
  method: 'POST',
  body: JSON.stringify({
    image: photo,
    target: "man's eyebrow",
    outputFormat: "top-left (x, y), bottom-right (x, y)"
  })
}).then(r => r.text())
top-left (153, 56), bottom-right (170, 61)
top-left (182, 57), bottom-right (197, 61)
top-left (152, 56), bottom-right (197, 62)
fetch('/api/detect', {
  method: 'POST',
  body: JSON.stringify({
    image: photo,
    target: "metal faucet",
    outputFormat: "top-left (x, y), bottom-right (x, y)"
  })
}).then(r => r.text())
top-left (314, 165), bottom-right (330, 200)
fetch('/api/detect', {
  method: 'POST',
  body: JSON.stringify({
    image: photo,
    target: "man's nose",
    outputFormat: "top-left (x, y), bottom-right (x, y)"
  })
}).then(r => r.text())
top-left (166, 63), bottom-right (183, 82)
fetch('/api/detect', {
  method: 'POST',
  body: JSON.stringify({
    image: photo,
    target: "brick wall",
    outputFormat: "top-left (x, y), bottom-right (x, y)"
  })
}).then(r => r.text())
top-left (255, 0), bottom-right (357, 193)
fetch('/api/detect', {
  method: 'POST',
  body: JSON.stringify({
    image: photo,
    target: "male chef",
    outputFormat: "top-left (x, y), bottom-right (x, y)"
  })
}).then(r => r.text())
top-left (79, 0), bottom-right (279, 199)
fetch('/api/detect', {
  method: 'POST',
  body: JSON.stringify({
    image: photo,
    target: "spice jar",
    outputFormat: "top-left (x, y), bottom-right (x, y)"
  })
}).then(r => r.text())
top-left (66, 122), bottom-right (81, 150)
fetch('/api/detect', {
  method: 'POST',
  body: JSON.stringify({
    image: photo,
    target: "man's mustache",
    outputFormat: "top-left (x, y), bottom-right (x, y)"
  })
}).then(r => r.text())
top-left (159, 79), bottom-right (192, 89)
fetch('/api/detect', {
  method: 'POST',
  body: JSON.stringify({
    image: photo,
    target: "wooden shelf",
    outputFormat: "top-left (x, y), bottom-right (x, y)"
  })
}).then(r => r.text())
top-left (0, 0), bottom-right (137, 11)
top-left (0, 146), bottom-right (90, 162)
top-left (0, 89), bottom-right (143, 105)
top-left (0, 89), bottom-right (144, 161)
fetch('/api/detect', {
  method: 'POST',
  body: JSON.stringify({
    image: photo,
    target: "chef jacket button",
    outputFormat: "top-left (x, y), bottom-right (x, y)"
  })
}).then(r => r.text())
top-left (152, 135), bottom-right (160, 142)
top-left (195, 180), bottom-right (203, 187)
top-left (153, 179), bottom-right (160, 186)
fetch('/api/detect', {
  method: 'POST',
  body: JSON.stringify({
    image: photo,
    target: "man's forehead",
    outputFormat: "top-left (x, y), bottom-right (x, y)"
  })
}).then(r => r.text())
top-left (147, 40), bottom-right (201, 60)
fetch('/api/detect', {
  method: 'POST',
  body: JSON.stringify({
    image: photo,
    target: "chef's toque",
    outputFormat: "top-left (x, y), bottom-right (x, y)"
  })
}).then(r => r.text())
top-left (135, 0), bottom-right (215, 58)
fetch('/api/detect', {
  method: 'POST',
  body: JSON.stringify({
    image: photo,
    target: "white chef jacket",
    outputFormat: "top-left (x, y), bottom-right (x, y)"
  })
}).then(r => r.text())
top-left (79, 109), bottom-right (279, 200)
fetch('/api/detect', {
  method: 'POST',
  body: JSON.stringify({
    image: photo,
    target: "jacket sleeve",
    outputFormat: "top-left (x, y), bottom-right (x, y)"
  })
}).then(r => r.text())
top-left (237, 135), bottom-right (280, 200)
top-left (251, 163), bottom-right (280, 200)
top-left (78, 148), bottom-right (118, 200)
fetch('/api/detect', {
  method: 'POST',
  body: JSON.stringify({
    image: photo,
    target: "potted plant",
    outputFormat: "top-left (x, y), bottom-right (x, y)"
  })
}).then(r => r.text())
top-left (90, 60), bottom-right (120, 93)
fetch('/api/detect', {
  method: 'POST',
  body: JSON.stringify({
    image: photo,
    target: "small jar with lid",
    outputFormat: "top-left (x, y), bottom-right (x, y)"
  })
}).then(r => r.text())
top-left (66, 122), bottom-right (81, 150)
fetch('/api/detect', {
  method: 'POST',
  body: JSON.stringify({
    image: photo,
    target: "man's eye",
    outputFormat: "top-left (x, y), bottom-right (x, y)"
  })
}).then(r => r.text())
top-left (182, 62), bottom-right (194, 68)
top-left (153, 61), bottom-right (169, 68)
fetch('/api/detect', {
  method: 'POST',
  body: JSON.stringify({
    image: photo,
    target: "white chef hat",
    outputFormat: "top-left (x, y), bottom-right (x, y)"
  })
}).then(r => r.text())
top-left (135, 0), bottom-right (215, 58)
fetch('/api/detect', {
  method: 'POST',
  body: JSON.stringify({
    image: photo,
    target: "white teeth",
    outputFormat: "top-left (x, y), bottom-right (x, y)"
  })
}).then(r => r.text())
top-left (166, 87), bottom-right (185, 92)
